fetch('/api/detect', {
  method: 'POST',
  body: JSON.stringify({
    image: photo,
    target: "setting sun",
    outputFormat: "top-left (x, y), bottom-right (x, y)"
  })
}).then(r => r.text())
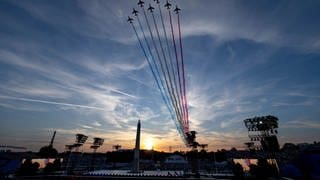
top-left (144, 138), bottom-right (154, 150)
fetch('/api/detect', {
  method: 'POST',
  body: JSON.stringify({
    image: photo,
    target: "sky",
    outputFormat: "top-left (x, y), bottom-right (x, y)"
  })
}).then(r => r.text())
top-left (1, 0), bottom-right (320, 152)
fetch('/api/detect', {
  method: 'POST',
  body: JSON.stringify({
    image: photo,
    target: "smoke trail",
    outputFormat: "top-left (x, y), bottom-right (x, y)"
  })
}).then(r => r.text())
top-left (133, 9), bottom-right (178, 127)
top-left (177, 10), bottom-right (189, 131)
top-left (135, 14), bottom-right (168, 108)
top-left (149, 5), bottom-right (183, 126)
top-left (157, 1), bottom-right (184, 129)
top-left (130, 21), bottom-right (176, 123)
top-left (141, 6), bottom-right (183, 127)
top-left (168, 9), bottom-right (185, 126)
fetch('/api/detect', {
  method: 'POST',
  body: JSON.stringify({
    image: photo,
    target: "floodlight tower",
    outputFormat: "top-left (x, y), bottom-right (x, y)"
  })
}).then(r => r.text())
top-left (65, 134), bottom-right (88, 174)
top-left (243, 115), bottom-right (280, 151)
top-left (64, 133), bottom-right (88, 156)
top-left (199, 144), bottom-right (208, 151)
top-left (90, 137), bottom-right (104, 171)
top-left (113, 144), bottom-right (121, 151)
top-left (244, 142), bottom-right (255, 151)
top-left (65, 145), bottom-right (74, 152)
top-left (74, 133), bottom-right (88, 151)
top-left (90, 137), bottom-right (104, 153)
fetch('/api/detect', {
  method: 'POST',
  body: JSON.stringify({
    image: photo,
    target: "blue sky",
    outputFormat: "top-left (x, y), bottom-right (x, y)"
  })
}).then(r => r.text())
top-left (0, 0), bottom-right (320, 152)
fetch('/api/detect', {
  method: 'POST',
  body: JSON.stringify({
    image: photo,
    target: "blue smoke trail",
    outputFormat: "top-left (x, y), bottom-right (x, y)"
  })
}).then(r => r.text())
top-left (131, 19), bottom-right (176, 126)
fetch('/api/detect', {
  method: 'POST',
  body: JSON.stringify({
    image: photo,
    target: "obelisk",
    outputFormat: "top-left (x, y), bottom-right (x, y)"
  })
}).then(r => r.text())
top-left (132, 120), bottom-right (140, 173)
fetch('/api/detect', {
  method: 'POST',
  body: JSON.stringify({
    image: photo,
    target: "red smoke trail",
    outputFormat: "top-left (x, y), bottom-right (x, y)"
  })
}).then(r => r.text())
top-left (169, 10), bottom-right (185, 128)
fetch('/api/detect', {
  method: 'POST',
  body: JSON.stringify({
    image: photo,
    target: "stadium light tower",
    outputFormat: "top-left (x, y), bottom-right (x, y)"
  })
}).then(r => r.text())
top-left (73, 133), bottom-right (88, 152)
top-left (113, 144), bottom-right (121, 151)
top-left (90, 137), bottom-right (104, 153)
top-left (65, 133), bottom-right (88, 152)
top-left (90, 137), bottom-right (104, 171)
top-left (243, 115), bottom-right (280, 152)
top-left (64, 133), bottom-right (88, 173)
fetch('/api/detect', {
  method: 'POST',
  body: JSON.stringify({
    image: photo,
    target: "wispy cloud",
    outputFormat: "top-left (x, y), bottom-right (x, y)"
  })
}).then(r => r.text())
top-left (0, 95), bottom-right (107, 111)
top-left (0, 38), bottom-right (160, 128)
top-left (272, 101), bottom-right (313, 107)
top-left (288, 92), bottom-right (320, 99)
top-left (1, 0), bottom-right (320, 152)
top-left (79, 124), bottom-right (94, 129)
top-left (198, 130), bottom-right (249, 150)
top-left (92, 121), bottom-right (102, 127)
top-left (282, 120), bottom-right (320, 129)
top-left (179, 1), bottom-right (320, 52)
top-left (7, 0), bottom-right (135, 44)
top-left (0, 102), bottom-right (46, 111)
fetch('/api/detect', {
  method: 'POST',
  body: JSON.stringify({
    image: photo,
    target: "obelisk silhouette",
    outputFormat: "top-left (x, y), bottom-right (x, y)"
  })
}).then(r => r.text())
top-left (132, 120), bottom-right (140, 173)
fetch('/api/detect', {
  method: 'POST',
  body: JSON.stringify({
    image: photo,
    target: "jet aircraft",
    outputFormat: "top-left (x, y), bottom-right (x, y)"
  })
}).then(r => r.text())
top-left (127, 16), bottom-right (133, 23)
top-left (148, 4), bottom-right (155, 12)
top-left (138, 0), bottom-right (145, 7)
top-left (174, 5), bottom-right (181, 14)
top-left (132, 8), bottom-right (139, 16)
top-left (164, 0), bottom-right (172, 9)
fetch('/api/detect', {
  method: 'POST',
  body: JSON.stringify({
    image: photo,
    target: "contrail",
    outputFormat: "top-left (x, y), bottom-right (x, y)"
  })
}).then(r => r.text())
top-left (110, 88), bottom-right (137, 99)
top-left (0, 95), bottom-right (106, 111)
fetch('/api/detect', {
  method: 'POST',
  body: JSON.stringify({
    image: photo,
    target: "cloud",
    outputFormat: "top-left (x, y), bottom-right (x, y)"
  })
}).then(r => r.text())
top-left (0, 102), bottom-right (47, 112)
top-left (8, 0), bottom-right (320, 53)
top-left (288, 92), bottom-right (320, 99)
top-left (1, 78), bottom-right (71, 99)
top-left (178, 0), bottom-right (320, 52)
top-left (282, 120), bottom-right (320, 129)
top-left (0, 49), bottom-right (83, 85)
top-left (74, 53), bottom-right (148, 78)
top-left (79, 124), bottom-right (93, 129)
top-left (199, 130), bottom-right (249, 150)
top-left (1, 0), bottom-right (320, 152)
top-left (272, 101), bottom-right (313, 107)
top-left (0, 46), bottom-right (161, 130)
top-left (92, 121), bottom-right (102, 127)
top-left (7, 0), bottom-right (135, 44)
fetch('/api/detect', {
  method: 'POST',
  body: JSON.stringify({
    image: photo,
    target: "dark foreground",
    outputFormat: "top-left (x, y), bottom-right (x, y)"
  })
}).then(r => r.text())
top-left (4, 176), bottom-right (227, 180)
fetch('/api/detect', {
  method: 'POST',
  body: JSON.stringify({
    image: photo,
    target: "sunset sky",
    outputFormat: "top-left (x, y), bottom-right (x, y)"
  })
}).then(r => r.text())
top-left (1, 0), bottom-right (320, 152)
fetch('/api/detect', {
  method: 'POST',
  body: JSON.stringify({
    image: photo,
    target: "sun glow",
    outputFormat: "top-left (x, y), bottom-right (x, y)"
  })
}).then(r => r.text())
top-left (144, 138), bottom-right (154, 150)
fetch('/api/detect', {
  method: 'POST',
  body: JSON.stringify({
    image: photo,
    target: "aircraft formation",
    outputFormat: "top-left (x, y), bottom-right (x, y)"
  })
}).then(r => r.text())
top-left (127, 0), bottom-right (199, 148)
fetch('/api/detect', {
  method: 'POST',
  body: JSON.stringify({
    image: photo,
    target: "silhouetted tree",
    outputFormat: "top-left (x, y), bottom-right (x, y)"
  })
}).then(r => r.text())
top-left (249, 158), bottom-right (278, 179)
top-left (17, 158), bottom-right (39, 176)
top-left (185, 150), bottom-right (199, 174)
top-left (106, 150), bottom-right (134, 164)
top-left (198, 149), bottom-right (207, 159)
top-left (230, 147), bottom-right (237, 151)
top-left (232, 163), bottom-right (244, 180)
top-left (43, 159), bottom-right (61, 174)
top-left (38, 146), bottom-right (58, 158)
top-left (215, 150), bottom-right (227, 162)
top-left (249, 164), bottom-right (258, 177)
top-left (281, 143), bottom-right (297, 151)
top-left (173, 151), bottom-right (184, 156)
top-left (43, 163), bottom-right (55, 174)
